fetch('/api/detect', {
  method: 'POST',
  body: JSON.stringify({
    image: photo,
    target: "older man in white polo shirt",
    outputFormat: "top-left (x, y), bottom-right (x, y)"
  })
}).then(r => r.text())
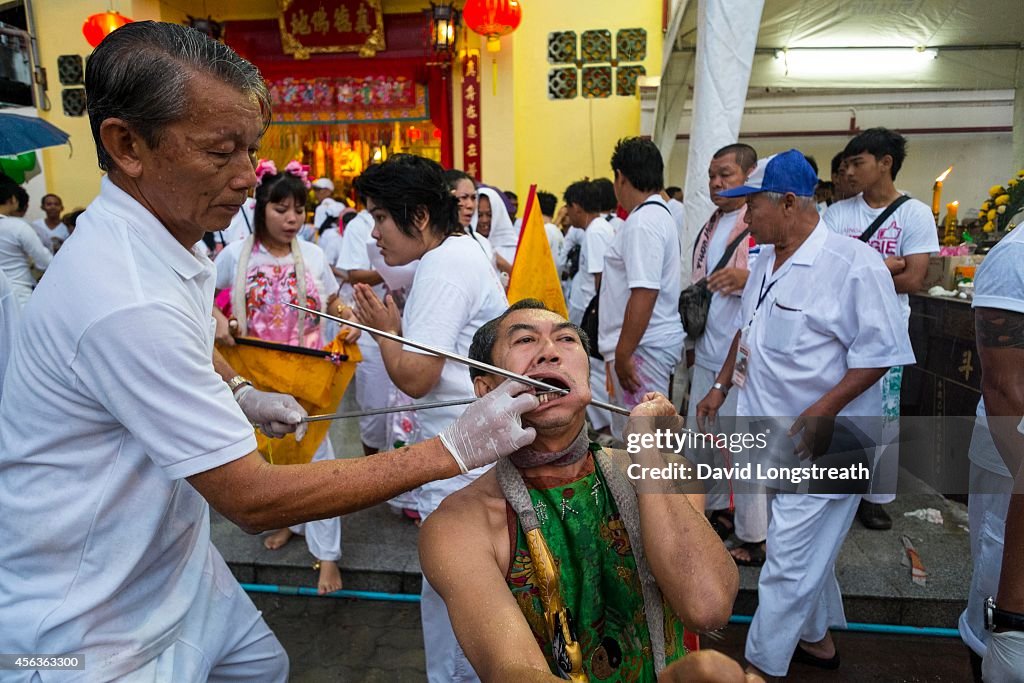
top-left (697, 150), bottom-right (915, 681)
top-left (0, 22), bottom-right (538, 683)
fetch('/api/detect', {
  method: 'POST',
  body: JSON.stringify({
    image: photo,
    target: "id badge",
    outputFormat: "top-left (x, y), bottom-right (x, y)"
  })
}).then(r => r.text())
top-left (733, 339), bottom-right (751, 388)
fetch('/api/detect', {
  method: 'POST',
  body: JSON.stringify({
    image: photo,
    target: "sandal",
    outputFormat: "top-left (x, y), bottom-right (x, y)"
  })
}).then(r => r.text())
top-left (730, 541), bottom-right (766, 567)
top-left (707, 509), bottom-right (735, 541)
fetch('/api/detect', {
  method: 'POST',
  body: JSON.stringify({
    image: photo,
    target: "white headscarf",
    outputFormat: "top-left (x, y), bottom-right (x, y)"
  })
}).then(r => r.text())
top-left (472, 186), bottom-right (519, 263)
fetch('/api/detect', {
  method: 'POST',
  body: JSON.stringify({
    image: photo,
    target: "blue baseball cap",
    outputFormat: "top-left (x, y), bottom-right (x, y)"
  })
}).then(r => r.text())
top-left (718, 149), bottom-right (819, 198)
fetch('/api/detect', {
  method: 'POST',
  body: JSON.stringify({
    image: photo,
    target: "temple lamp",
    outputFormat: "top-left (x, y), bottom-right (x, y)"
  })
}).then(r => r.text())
top-left (430, 3), bottom-right (458, 53)
top-left (82, 11), bottom-right (133, 48)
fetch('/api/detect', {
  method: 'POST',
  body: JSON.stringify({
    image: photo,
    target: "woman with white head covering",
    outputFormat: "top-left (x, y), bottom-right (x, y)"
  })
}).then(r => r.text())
top-left (473, 186), bottom-right (519, 265)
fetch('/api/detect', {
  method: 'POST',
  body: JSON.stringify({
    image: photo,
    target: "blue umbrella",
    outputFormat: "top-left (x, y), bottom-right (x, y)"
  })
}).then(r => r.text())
top-left (0, 113), bottom-right (71, 156)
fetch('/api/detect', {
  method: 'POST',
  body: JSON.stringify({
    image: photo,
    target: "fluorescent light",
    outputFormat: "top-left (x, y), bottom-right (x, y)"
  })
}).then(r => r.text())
top-left (773, 47), bottom-right (937, 77)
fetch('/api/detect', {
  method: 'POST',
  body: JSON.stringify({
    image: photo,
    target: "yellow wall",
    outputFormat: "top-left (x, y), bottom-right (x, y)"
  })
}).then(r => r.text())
top-left (506, 0), bottom-right (663, 206)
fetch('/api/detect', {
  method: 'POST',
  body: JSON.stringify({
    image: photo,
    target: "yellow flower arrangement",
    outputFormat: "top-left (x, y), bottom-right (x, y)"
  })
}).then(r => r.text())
top-left (978, 169), bottom-right (1024, 232)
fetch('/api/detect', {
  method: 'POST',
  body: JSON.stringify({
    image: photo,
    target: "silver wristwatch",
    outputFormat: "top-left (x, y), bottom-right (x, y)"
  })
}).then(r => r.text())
top-left (712, 381), bottom-right (729, 397)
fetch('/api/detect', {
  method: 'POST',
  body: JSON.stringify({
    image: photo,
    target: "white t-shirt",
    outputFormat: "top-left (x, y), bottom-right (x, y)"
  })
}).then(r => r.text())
top-left (969, 225), bottom-right (1024, 476)
top-left (667, 196), bottom-right (686, 245)
top-left (314, 197), bottom-right (346, 232)
top-left (734, 222), bottom-right (915, 419)
top-left (568, 216), bottom-right (614, 317)
top-left (545, 222), bottom-right (564, 269)
top-left (318, 228), bottom-right (344, 281)
top-left (0, 214), bottom-right (52, 306)
top-left (31, 218), bottom-right (70, 252)
top-left (597, 195), bottom-right (685, 362)
top-left (0, 178), bottom-right (257, 680)
top-left (605, 213), bottom-right (625, 232)
top-left (695, 208), bottom-right (744, 371)
top-left (823, 194), bottom-right (939, 317)
top-left (0, 269), bottom-right (19, 395)
top-left (336, 210), bottom-right (387, 351)
top-left (402, 234), bottom-right (508, 439)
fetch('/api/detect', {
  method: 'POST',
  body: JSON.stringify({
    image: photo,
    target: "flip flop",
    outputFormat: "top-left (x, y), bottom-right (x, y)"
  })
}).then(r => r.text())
top-left (707, 509), bottom-right (735, 541)
top-left (730, 541), bottom-right (766, 567)
top-left (791, 643), bottom-right (841, 670)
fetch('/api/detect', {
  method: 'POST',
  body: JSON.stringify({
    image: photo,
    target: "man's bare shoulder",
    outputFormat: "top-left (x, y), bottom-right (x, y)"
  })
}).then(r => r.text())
top-left (421, 469), bottom-right (507, 543)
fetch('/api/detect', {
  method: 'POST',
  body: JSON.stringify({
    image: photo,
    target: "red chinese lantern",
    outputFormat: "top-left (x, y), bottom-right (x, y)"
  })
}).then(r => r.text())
top-left (463, 0), bottom-right (522, 53)
top-left (82, 12), bottom-right (133, 48)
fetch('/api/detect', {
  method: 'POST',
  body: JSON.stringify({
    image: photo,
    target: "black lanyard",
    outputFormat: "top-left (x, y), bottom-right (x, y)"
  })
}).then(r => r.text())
top-left (756, 273), bottom-right (779, 312)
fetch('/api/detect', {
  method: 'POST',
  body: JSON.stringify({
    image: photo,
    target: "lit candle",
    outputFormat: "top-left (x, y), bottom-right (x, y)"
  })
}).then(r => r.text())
top-left (947, 200), bottom-right (958, 224)
top-left (931, 166), bottom-right (953, 224)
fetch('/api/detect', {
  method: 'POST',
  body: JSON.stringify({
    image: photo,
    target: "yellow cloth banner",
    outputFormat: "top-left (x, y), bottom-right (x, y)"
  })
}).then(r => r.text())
top-left (507, 185), bottom-right (568, 317)
top-left (217, 338), bottom-right (360, 465)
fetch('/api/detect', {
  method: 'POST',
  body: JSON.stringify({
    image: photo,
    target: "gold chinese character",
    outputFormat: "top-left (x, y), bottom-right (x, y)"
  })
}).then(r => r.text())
top-left (467, 162), bottom-right (479, 176)
top-left (290, 10), bottom-right (311, 36)
top-left (464, 84), bottom-right (477, 102)
top-left (312, 6), bottom-right (329, 35)
top-left (464, 58), bottom-right (477, 79)
top-left (959, 350), bottom-right (973, 382)
top-left (465, 104), bottom-right (478, 120)
top-left (356, 2), bottom-right (371, 33)
top-left (334, 6), bottom-right (352, 33)
top-left (466, 143), bottom-right (478, 158)
top-left (466, 123), bottom-right (477, 139)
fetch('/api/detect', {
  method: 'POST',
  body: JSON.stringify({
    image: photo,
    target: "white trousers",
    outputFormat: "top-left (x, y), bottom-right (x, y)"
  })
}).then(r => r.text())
top-left (959, 463), bottom-right (1013, 657)
top-left (686, 364), bottom-right (767, 544)
top-left (354, 342), bottom-right (392, 450)
top-left (60, 549), bottom-right (288, 683)
top-left (587, 354), bottom-right (612, 431)
top-left (422, 578), bottom-right (481, 683)
top-left (288, 437), bottom-right (342, 561)
top-left (606, 346), bottom-right (676, 439)
top-left (745, 493), bottom-right (859, 677)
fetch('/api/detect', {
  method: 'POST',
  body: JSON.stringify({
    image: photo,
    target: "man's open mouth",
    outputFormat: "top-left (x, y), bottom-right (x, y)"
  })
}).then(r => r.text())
top-left (529, 375), bottom-right (571, 404)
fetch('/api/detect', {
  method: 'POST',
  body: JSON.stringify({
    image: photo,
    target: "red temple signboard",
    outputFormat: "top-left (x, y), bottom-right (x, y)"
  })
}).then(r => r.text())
top-left (278, 0), bottom-right (386, 59)
top-left (461, 53), bottom-right (481, 180)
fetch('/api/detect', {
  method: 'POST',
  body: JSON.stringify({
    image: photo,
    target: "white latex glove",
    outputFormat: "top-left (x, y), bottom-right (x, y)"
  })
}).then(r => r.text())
top-left (235, 385), bottom-right (309, 442)
top-left (439, 379), bottom-right (539, 473)
top-left (983, 631), bottom-right (1024, 683)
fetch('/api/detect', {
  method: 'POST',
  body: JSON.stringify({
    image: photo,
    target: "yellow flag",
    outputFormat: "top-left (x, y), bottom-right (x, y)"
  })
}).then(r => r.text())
top-left (507, 184), bottom-right (568, 317)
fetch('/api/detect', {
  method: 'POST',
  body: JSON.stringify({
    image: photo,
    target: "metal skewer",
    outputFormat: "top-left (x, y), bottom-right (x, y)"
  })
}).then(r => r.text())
top-left (287, 302), bottom-right (631, 416)
top-left (303, 398), bottom-right (477, 423)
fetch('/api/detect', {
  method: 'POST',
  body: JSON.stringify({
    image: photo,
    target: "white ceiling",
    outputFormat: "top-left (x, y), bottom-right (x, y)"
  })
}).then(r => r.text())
top-left (671, 0), bottom-right (1024, 90)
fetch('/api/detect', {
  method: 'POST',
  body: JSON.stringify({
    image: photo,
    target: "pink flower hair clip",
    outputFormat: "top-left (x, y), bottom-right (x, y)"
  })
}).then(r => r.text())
top-left (283, 160), bottom-right (312, 189)
top-left (254, 159), bottom-right (277, 186)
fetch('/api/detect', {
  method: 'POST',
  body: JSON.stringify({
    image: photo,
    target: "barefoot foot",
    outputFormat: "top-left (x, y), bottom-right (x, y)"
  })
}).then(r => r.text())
top-left (317, 560), bottom-right (343, 595)
top-left (263, 528), bottom-right (294, 551)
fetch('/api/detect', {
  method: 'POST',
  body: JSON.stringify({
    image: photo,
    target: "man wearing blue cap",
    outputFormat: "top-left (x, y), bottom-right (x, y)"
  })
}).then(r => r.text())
top-left (696, 150), bottom-right (915, 680)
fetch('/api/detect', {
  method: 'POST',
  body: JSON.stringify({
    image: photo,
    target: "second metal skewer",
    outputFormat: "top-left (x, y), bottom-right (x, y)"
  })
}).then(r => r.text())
top-left (286, 302), bottom-right (631, 416)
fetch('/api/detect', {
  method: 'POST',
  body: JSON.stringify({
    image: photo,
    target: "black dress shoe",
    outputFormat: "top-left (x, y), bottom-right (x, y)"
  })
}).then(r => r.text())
top-left (791, 643), bottom-right (841, 670)
top-left (858, 501), bottom-right (893, 530)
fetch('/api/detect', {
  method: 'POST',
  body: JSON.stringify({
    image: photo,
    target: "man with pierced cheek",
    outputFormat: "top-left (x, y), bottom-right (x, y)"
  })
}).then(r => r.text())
top-left (419, 299), bottom-right (738, 682)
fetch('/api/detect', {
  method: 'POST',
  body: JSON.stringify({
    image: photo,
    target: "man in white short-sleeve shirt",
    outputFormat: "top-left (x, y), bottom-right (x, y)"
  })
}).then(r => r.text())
top-left (962, 224), bottom-right (1024, 681)
top-left (0, 23), bottom-right (538, 683)
top-left (562, 179), bottom-right (615, 432)
top-left (697, 150), bottom-right (915, 680)
top-left (599, 137), bottom-right (684, 438)
top-left (687, 143), bottom-right (763, 563)
top-left (825, 128), bottom-right (940, 530)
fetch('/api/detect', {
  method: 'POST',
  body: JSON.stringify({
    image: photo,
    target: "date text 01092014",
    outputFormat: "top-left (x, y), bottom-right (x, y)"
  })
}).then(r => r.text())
top-left (0, 654), bottom-right (85, 670)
